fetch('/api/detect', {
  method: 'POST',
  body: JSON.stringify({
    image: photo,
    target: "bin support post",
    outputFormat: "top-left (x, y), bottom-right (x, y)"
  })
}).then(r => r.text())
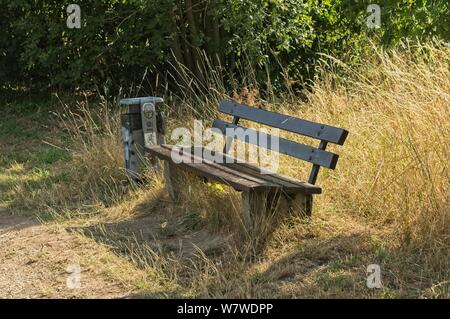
top-left (119, 97), bottom-right (164, 182)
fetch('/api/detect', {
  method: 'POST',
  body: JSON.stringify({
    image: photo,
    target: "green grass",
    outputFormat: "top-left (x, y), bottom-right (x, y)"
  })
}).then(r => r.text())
top-left (0, 118), bottom-right (39, 139)
top-left (0, 91), bottom-right (73, 211)
top-left (32, 148), bottom-right (71, 165)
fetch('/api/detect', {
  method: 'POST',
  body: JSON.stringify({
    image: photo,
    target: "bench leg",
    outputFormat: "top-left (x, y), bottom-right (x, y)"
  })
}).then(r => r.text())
top-left (241, 190), bottom-right (284, 246)
top-left (241, 190), bottom-right (264, 232)
top-left (163, 162), bottom-right (184, 202)
top-left (285, 193), bottom-right (313, 217)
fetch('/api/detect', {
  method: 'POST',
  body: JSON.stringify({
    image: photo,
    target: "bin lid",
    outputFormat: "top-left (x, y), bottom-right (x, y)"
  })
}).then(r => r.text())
top-left (119, 96), bottom-right (163, 105)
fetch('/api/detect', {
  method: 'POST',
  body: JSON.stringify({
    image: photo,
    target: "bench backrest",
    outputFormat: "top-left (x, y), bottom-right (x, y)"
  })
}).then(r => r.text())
top-left (212, 100), bottom-right (349, 185)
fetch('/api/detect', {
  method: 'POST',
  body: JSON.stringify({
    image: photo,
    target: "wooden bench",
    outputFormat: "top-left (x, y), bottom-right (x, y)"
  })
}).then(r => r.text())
top-left (146, 99), bottom-right (348, 232)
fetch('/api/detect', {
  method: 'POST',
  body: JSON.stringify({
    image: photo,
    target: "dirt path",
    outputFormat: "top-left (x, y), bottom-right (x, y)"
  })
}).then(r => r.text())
top-left (0, 212), bottom-right (130, 298)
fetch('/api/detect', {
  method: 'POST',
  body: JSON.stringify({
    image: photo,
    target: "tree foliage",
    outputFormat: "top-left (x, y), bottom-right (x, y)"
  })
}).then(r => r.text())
top-left (0, 0), bottom-right (448, 91)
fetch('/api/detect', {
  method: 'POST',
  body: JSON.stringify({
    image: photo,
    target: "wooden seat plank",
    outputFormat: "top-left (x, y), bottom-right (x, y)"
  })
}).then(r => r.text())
top-left (225, 163), bottom-right (321, 194)
top-left (147, 145), bottom-right (277, 192)
top-left (190, 146), bottom-right (321, 194)
top-left (147, 145), bottom-right (321, 194)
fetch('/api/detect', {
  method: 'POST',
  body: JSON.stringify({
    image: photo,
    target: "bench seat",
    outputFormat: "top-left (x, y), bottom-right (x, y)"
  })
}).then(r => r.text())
top-left (146, 144), bottom-right (321, 195)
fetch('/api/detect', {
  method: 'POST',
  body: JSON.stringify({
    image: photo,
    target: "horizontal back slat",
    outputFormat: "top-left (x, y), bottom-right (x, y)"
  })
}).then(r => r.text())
top-left (212, 120), bottom-right (339, 169)
top-left (219, 100), bottom-right (348, 145)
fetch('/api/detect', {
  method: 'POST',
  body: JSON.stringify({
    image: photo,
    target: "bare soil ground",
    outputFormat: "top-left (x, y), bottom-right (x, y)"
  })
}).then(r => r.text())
top-left (0, 203), bottom-right (230, 299)
top-left (0, 211), bottom-right (129, 298)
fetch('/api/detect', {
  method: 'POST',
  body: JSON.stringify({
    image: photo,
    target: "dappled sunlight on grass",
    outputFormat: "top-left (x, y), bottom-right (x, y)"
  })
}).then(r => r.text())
top-left (5, 162), bottom-right (26, 174)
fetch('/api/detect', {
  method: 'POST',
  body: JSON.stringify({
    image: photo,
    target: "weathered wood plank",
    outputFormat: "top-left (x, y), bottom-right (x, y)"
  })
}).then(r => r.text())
top-left (197, 147), bottom-right (320, 192)
top-left (195, 147), bottom-right (322, 194)
top-left (219, 100), bottom-right (349, 145)
top-left (212, 120), bottom-right (339, 169)
top-left (147, 145), bottom-right (322, 194)
top-left (196, 146), bottom-right (321, 194)
top-left (147, 145), bottom-right (275, 192)
top-left (161, 145), bottom-right (283, 188)
top-left (234, 161), bottom-right (321, 193)
top-left (226, 163), bottom-right (321, 194)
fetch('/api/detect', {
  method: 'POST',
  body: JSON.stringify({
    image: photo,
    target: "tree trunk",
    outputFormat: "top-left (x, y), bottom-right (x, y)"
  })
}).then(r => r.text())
top-left (185, 0), bottom-right (204, 82)
top-left (169, 3), bottom-right (184, 65)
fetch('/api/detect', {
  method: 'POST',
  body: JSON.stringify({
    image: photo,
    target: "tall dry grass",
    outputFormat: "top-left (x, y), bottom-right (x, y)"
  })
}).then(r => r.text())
top-left (165, 42), bottom-right (449, 293)
top-left (60, 42), bottom-right (449, 256)
top-left (10, 94), bottom-right (130, 218)
top-left (291, 42), bottom-right (449, 262)
top-left (149, 44), bottom-right (450, 297)
top-left (57, 94), bottom-right (126, 205)
top-left (169, 42), bottom-right (450, 262)
top-left (15, 42), bottom-right (448, 297)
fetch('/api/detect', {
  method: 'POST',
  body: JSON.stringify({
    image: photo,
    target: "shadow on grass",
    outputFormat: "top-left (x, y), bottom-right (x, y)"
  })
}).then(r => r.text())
top-left (68, 188), bottom-right (231, 262)
top-left (64, 185), bottom-right (398, 298)
top-left (248, 233), bottom-right (377, 298)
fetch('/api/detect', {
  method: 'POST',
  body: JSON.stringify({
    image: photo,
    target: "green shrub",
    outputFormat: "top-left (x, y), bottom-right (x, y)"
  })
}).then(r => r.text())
top-left (0, 0), bottom-right (448, 93)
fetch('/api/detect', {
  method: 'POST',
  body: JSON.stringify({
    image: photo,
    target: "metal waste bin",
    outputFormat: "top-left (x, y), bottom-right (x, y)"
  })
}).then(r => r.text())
top-left (120, 96), bottom-right (164, 181)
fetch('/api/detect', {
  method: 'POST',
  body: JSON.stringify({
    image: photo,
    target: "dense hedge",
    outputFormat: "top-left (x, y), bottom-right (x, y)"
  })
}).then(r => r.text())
top-left (0, 0), bottom-right (448, 92)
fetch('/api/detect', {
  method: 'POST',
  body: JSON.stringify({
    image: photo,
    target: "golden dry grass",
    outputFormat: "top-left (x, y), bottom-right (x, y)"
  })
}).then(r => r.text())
top-left (297, 43), bottom-right (449, 262)
top-left (2, 42), bottom-right (448, 298)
